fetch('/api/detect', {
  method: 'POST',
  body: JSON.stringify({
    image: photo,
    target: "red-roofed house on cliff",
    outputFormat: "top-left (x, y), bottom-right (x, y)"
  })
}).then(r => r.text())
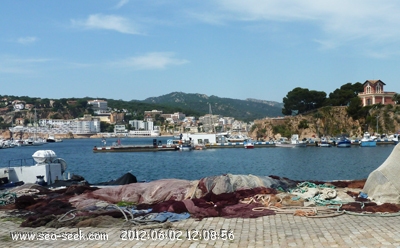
top-left (358, 80), bottom-right (396, 107)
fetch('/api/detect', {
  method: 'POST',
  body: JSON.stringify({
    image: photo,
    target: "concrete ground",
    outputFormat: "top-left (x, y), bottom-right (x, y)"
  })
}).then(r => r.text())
top-left (2, 210), bottom-right (400, 248)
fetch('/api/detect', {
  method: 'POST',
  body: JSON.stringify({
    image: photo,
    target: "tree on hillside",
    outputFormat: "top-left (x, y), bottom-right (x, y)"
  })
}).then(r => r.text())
top-left (393, 93), bottom-right (400, 104)
top-left (282, 87), bottom-right (327, 115)
top-left (346, 97), bottom-right (363, 120)
top-left (328, 82), bottom-right (364, 106)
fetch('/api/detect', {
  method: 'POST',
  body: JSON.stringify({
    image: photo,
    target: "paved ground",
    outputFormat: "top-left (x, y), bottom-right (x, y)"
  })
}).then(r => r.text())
top-left (2, 210), bottom-right (400, 248)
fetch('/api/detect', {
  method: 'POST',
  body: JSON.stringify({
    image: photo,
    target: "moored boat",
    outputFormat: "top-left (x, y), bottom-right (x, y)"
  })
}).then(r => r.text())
top-left (318, 137), bottom-right (332, 147)
top-left (360, 132), bottom-right (377, 147)
top-left (275, 135), bottom-right (307, 148)
top-left (336, 137), bottom-right (351, 148)
top-left (0, 150), bottom-right (68, 187)
top-left (179, 140), bottom-right (193, 151)
top-left (244, 141), bottom-right (254, 149)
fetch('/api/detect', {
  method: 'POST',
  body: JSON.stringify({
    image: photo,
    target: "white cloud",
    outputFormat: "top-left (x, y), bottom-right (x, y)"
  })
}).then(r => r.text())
top-left (17, 36), bottom-right (37, 45)
top-left (71, 14), bottom-right (141, 34)
top-left (196, 0), bottom-right (400, 50)
top-left (112, 52), bottom-right (189, 70)
top-left (0, 56), bottom-right (53, 74)
top-left (115, 0), bottom-right (129, 9)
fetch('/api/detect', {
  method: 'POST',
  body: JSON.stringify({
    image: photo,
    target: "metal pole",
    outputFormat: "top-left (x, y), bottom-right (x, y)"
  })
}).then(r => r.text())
top-left (376, 115), bottom-right (379, 135)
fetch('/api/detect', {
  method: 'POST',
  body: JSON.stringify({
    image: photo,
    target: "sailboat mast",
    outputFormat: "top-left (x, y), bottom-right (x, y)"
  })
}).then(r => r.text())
top-left (209, 103), bottom-right (215, 133)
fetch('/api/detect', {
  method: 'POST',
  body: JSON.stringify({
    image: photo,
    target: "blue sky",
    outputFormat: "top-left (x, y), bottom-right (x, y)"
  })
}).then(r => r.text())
top-left (1, 0), bottom-right (400, 103)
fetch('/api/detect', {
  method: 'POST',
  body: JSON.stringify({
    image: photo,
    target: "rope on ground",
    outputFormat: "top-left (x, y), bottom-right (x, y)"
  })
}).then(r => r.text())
top-left (252, 205), bottom-right (345, 218)
top-left (240, 194), bottom-right (272, 205)
top-left (0, 191), bottom-right (16, 205)
top-left (14, 188), bottom-right (40, 197)
top-left (343, 210), bottom-right (400, 217)
top-left (58, 204), bottom-right (134, 223)
top-left (58, 209), bottom-right (78, 222)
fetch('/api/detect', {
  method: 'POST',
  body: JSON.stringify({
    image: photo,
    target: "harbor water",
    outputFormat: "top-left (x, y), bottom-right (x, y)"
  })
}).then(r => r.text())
top-left (0, 137), bottom-right (396, 184)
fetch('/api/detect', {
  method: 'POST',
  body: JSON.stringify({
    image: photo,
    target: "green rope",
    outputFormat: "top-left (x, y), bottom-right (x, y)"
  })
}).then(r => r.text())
top-left (0, 192), bottom-right (17, 206)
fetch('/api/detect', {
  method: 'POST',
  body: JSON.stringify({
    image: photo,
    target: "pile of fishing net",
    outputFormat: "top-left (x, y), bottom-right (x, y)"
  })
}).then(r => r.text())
top-left (5, 171), bottom-right (400, 228)
top-left (69, 174), bottom-right (297, 208)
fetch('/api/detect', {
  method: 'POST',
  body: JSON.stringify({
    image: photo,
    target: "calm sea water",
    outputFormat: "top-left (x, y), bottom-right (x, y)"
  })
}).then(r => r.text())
top-left (0, 137), bottom-right (396, 184)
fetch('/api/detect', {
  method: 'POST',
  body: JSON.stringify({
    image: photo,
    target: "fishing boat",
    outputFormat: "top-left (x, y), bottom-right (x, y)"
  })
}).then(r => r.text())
top-left (179, 140), bottom-right (193, 151)
top-left (336, 137), bottom-right (352, 148)
top-left (318, 137), bottom-right (332, 147)
top-left (244, 140), bottom-right (254, 149)
top-left (291, 134), bottom-right (307, 147)
top-left (0, 150), bottom-right (68, 187)
top-left (360, 132), bottom-right (377, 147)
top-left (275, 135), bottom-right (307, 148)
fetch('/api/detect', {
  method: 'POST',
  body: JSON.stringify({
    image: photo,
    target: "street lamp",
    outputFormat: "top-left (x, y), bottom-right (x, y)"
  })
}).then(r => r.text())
top-left (376, 115), bottom-right (379, 135)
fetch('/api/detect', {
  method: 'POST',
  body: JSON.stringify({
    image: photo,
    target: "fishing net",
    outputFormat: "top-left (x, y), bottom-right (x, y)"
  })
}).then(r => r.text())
top-left (70, 179), bottom-right (194, 208)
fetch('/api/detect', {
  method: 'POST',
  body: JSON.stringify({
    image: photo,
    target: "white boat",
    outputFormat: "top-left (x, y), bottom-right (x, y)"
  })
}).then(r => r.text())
top-left (226, 132), bottom-right (249, 143)
top-left (179, 140), bottom-right (193, 151)
top-left (291, 134), bottom-right (307, 147)
top-left (336, 137), bottom-right (351, 148)
top-left (244, 140), bottom-right (254, 149)
top-left (0, 140), bottom-right (15, 149)
top-left (0, 150), bottom-right (68, 187)
top-left (318, 137), bottom-right (332, 147)
top-left (46, 134), bottom-right (56, 143)
top-left (360, 132), bottom-right (377, 147)
top-left (275, 135), bottom-right (307, 148)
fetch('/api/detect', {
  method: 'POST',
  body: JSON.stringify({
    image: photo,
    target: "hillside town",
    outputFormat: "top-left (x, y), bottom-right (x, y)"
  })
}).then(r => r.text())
top-left (1, 79), bottom-right (399, 144)
top-left (1, 98), bottom-right (253, 140)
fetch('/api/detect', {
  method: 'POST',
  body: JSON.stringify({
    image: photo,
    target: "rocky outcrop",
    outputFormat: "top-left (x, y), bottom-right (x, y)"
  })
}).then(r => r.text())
top-left (249, 106), bottom-right (400, 140)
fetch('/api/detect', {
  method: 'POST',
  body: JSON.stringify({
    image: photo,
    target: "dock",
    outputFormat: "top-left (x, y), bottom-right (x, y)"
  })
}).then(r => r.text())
top-left (206, 141), bottom-right (275, 148)
top-left (2, 210), bottom-right (400, 247)
top-left (93, 145), bottom-right (179, 152)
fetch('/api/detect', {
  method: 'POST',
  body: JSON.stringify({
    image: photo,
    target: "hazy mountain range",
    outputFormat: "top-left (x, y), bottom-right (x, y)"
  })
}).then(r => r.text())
top-left (141, 92), bottom-right (283, 121)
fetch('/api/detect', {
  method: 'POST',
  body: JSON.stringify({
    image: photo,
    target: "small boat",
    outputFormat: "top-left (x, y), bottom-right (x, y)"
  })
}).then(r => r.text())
top-left (194, 144), bottom-right (206, 150)
top-left (318, 137), bottom-right (332, 147)
top-left (360, 132), bottom-right (377, 147)
top-left (226, 132), bottom-right (249, 143)
top-left (46, 135), bottom-right (56, 143)
top-left (46, 135), bottom-right (62, 143)
top-left (291, 134), bottom-right (307, 147)
top-left (392, 133), bottom-right (399, 145)
top-left (336, 137), bottom-right (351, 148)
top-left (179, 140), bottom-right (193, 151)
top-left (275, 135), bottom-right (307, 148)
top-left (244, 141), bottom-right (254, 149)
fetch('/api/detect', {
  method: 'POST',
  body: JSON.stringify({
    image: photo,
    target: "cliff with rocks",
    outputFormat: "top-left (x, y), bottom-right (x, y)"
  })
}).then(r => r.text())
top-left (249, 105), bottom-right (400, 140)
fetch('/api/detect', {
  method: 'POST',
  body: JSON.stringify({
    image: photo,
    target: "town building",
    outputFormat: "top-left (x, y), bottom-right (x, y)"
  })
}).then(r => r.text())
top-left (88, 99), bottom-right (109, 115)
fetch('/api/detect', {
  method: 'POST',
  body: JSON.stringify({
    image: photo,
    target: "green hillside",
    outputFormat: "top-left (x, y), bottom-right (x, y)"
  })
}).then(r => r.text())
top-left (142, 92), bottom-right (283, 121)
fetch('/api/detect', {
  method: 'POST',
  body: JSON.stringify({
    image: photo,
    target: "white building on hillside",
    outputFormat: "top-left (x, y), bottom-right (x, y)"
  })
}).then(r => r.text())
top-left (88, 99), bottom-right (109, 115)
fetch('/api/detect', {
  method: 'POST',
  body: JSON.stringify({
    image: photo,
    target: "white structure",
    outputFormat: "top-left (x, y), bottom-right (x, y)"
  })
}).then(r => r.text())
top-left (171, 112), bottom-right (186, 122)
top-left (114, 124), bottom-right (127, 133)
top-left (13, 103), bottom-right (25, 111)
top-left (129, 120), bottom-right (145, 130)
top-left (22, 118), bottom-right (101, 134)
top-left (0, 150), bottom-right (67, 185)
top-left (88, 99), bottom-right (109, 115)
top-left (88, 99), bottom-right (108, 111)
top-left (181, 133), bottom-right (217, 146)
top-left (128, 129), bottom-right (160, 137)
top-left (129, 120), bottom-right (155, 131)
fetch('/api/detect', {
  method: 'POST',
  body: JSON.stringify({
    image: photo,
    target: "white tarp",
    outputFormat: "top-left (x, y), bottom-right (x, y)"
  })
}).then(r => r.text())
top-left (363, 143), bottom-right (400, 204)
